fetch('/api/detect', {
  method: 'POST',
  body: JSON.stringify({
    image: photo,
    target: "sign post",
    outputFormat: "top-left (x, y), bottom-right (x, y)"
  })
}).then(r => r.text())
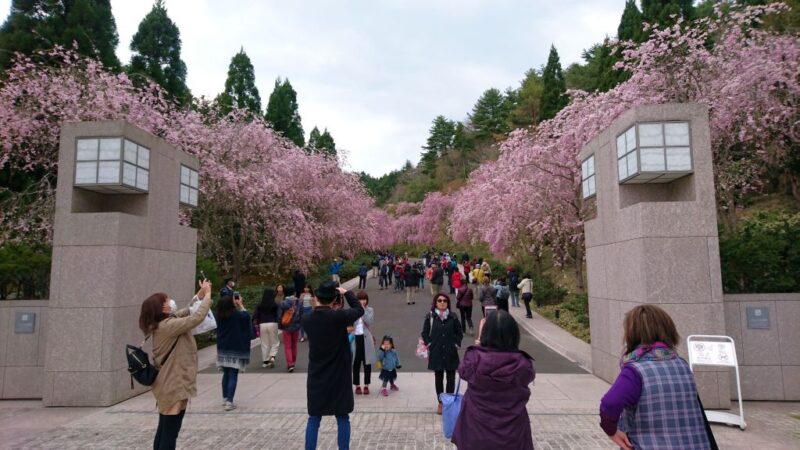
top-left (687, 335), bottom-right (746, 430)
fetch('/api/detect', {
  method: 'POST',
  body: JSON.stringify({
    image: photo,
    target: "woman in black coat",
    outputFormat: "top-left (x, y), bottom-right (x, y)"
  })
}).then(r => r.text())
top-left (421, 292), bottom-right (463, 415)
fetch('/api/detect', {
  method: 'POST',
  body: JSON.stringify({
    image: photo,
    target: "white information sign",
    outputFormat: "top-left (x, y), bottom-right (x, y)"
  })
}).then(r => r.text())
top-left (688, 340), bottom-right (736, 366)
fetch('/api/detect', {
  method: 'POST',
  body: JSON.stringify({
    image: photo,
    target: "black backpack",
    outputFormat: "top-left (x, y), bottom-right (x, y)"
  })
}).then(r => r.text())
top-left (126, 336), bottom-right (179, 389)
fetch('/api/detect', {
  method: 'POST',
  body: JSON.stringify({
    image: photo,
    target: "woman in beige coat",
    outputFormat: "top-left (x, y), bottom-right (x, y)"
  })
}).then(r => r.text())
top-left (139, 279), bottom-right (212, 450)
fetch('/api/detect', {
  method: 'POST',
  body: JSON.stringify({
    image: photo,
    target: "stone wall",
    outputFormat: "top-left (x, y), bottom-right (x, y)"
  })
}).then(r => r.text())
top-left (724, 293), bottom-right (800, 401)
top-left (0, 300), bottom-right (48, 399)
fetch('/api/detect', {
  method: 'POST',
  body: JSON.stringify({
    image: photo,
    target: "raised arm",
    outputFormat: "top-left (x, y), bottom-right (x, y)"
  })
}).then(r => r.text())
top-left (159, 280), bottom-right (213, 337)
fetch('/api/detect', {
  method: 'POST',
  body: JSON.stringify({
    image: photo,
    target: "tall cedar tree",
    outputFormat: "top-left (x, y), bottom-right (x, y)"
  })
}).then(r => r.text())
top-left (0, 0), bottom-right (120, 71)
top-left (308, 126), bottom-right (336, 157)
top-left (641, 0), bottom-right (695, 27)
top-left (265, 78), bottom-right (305, 147)
top-left (128, 0), bottom-right (190, 106)
top-left (539, 45), bottom-right (568, 121)
top-left (618, 0), bottom-right (645, 43)
top-left (420, 115), bottom-right (455, 176)
top-left (469, 88), bottom-right (511, 140)
top-left (509, 69), bottom-right (544, 127)
top-left (216, 48), bottom-right (261, 116)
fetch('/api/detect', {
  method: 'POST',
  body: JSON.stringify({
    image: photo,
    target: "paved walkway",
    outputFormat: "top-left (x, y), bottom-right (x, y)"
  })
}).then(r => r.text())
top-left (2, 272), bottom-right (799, 449)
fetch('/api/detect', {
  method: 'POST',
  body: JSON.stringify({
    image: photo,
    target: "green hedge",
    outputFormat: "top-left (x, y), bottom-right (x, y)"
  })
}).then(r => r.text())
top-left (720, 210), bottom-right (800, 293)
top-left (0, 242), bottom-right (51, 300)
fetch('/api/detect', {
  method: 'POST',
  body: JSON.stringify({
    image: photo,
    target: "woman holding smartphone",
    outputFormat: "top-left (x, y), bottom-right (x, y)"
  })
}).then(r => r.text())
top-left (452, 310), bottom-right (535, 450)
top-left (215, 292), bottom-right (253, 411)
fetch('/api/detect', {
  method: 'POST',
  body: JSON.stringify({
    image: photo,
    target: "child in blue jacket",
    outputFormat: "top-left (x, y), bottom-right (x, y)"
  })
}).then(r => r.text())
top-left (376, 335), bottom-right (401, 396)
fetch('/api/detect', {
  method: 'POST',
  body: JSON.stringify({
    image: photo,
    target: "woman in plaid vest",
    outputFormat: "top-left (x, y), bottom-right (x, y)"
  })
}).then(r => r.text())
top-left (599, 305), bottom-right (715, 450)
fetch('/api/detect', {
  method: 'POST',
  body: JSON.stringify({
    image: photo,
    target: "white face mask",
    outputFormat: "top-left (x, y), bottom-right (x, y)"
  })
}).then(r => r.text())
top-left (168, 299), bottom-right (178, 314)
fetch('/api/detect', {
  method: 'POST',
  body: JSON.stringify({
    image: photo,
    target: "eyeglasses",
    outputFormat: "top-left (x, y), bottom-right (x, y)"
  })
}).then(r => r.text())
top-left (436, 299), bottom-right (448, 303)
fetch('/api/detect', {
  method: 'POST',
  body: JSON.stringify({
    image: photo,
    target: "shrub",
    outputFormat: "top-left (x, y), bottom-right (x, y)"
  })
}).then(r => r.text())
top-left (0, 242), bottom-right (51, 300)
top-left (719, 210), bottom-right (800, 293)
top-left (532, 274), bottom-right (568, 305)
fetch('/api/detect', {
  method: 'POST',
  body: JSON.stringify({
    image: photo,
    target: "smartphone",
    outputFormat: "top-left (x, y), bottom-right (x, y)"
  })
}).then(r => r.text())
top-left (234, 291), bottom-right (241, 299)
top-left (199, 269), bottom-right (206, 281)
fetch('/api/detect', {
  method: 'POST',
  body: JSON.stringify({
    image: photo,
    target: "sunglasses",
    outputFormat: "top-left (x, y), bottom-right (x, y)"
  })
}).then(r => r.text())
top-left (436, 299), bottom-right (448, 303)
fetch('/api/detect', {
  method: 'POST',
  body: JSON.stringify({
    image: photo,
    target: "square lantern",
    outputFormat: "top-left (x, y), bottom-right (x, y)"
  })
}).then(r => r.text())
top-left (581, 155), bottom-right (596, 199)
top-left (74, 138), bottom-right (150, 193)
top-left (616, 121), bottom-right (693, 184)
top-left (179, 165), bottom-right (199, 208)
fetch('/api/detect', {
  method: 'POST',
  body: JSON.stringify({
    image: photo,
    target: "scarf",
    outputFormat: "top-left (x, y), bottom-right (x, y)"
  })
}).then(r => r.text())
top-left (436, 309), bottom-right (449, 321)
top-left (621, 341), bottom-right (677, 367)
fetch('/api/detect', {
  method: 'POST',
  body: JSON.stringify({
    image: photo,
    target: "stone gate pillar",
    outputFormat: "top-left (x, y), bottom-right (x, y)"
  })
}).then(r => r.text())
top-left (43, 121), bottom-right (199, 406)
top-left (580, 104), bottom-right (730, 408)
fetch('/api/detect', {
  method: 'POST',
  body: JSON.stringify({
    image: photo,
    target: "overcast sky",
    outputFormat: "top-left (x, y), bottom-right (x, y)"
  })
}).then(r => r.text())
top-left (1, 0), bottom-right (624, 176)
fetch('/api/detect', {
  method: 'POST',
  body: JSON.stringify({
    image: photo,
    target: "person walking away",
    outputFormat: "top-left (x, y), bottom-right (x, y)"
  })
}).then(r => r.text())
top-left (299, 285), bottom-right (314, 342)
top-left (495, 277), bottom-right (510, 312)
top-left (507, 268), bottom-right (520, 308)
top-left (220, 277), bottom-right (235, 299)
top-left (379, 263), bottom-right (389, 290)
top-left (455, 281), bottom-right (474, 335)
top-left (303, 282), bottom-right (365, 450)
top-left (599, 305), bottom-right (714, 450)
top-left (452, 310), bottom-right (535, 450)
top-left (393, 264), bottom-right (404, 292)
top-left (387, 258), bottom-right (395, 285)
top-left (426, 264), bottom-right (434, 294)
top-left (417, 262), bottom-right (426, 290)
top-left (254, 288), bottom-right (280, 368)
top-left (350, 290), bottom-right (376, 395)
top-left (478, 277), bottom-right (496, 317)
top-left (462, 259), bottom-right (471, 283)
top-left (421, 293), bottom-right (463, 415)
top-left (358, 263), bottom-right (368, 289)
top-left (293, 269), bottom-right (307, 302)
top-left (404, 263), bottom-right (418, 305)
top-left (430, 263), bottom-right (444, 295)
top-left (277, 287), bottom-right (303, 372)
top-left (330, 259), bottom-right (343, 284)
top-left (215, 293), bottom-right (252, 411)
top-left (376, 335), bottom-right (401, 396)
top-left (139, 279), bottom-right (212, 450)
top-left (480, 260), bottom-right (491, 281)
top-left (451, 269), bottom-right (462, 292)
top-left (371, 256), bottom-right (379, 278)
top-left (517, 274), bottom-right (534, 318)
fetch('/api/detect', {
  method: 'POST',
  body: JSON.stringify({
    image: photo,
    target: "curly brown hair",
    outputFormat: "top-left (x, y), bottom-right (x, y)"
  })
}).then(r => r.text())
top-left (139, 293), bottom-right (168, 334)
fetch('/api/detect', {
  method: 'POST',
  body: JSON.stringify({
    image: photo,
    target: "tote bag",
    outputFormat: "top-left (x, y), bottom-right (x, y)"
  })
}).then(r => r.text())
top-left (439, 376), bottom-right (463, 439)
top-left (190, 298), bottom-right (217, 335)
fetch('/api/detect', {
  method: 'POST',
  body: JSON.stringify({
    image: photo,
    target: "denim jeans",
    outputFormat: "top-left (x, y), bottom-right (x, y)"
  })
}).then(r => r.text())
top-left (305, 414), bottom-right (350, 450)
top-left (299, 306), bottom-right (313, 339)
top-left (221, 367), bottom-right (239, 402)
top-left (510, 290), bottom-right (520, 307)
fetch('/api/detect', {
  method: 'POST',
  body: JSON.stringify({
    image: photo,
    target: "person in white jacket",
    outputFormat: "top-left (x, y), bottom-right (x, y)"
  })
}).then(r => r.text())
top-left (517, 274), bottom-right (534, 318)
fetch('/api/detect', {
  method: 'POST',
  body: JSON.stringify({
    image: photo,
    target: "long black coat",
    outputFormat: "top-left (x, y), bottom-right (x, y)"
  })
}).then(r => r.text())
top-left (302, 291), bottom-right (364, 416)
top-left (421, 310), bottom-right (463, 371)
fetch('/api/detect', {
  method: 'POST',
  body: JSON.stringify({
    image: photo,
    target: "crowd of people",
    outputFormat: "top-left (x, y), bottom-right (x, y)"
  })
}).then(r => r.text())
top-left (137, 252), bottom-right (717, 450)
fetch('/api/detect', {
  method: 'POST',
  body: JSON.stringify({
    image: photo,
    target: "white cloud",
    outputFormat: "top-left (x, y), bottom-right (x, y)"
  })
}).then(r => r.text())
top-left (0, 0), bottom-right (624, 176)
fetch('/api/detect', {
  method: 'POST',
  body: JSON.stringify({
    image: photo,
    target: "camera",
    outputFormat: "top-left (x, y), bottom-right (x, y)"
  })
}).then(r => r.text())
top-left (233, 291), bottom-right (241, 299)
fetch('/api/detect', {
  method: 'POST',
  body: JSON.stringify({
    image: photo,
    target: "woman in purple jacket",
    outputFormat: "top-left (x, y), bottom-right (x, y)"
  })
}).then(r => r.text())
top-left (599, 305), bottom-right (713, 450)
top-left (452, 310), bottom-right (535, 450)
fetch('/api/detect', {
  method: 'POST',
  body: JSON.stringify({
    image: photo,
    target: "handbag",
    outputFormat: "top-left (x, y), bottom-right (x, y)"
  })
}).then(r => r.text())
top-left (440, 376), bottom-right (463, 439)
top-left (125, 335), bottom-right (179, 389)
top-left (190, 298), bottom-right (217, 335)
top-left (280, 300), bottom-right (297, 328)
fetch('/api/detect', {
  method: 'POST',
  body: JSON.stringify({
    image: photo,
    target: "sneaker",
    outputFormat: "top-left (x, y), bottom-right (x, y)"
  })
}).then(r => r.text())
top-left (363, 386), bottom-right (370, 395)
top-left (224, 401), bottom-right (236, 411)
top-left (299, 337), bottom-right (306, 342)
top-left (526, 315), bottom-right (533, 319)
top-left (390, 383), bottom-right (399, 391)
top-left (262, 361), bottom-right (268, 368)
top-left (355, 386), bottom-right (363, 395)
top-left (380, 388), bottom-right (388, 396)
top-left (289, 366), bottom-right (295, 372)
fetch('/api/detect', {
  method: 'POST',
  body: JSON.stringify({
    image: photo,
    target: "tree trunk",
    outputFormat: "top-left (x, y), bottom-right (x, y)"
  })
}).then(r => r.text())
top-left (574, 241), bottom-right (585, 294)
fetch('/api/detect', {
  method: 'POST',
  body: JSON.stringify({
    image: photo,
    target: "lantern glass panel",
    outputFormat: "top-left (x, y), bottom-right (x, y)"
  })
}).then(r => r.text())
top-left (77, 139), bottom-right (98, 161)
top-left (75, 162), bottom-right (97, 184)
top-left (99, 138), bottom-right (121, 160)
top-left (98, 161), bottom-right (120, 183)
top-left (666, 147), bottom-right (692, 170)
top-left (638, 123), bottom-right (663, 147)
top-left (640, 147), bottom-right (665, 171)
top-left (665, 122), bottom-right (690, 146)
top-left (124, 140), bottom-right (138, 164)
top-left (627, 151), bottom-right (638, 176)
top-left (137, 147), bottom-right (150, 169)
top-left (123, 163), bottom-right (137, 186)
top-left (136, 168), bottom-right (149, 190)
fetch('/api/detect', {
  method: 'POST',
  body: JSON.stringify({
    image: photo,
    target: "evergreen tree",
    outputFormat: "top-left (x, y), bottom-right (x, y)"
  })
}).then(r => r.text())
top-left (0, 0), bottom-right (120, 71)
top-left (216, 48), bottom-right (261, 116)
top-left (265, 78), bottom-right (305, 147)
top-left (468, 88), bottom-right (511, 140)
top-left (641, 0), bottom-right (695, 27)
top-left (420, 115), bottom-right (455, 176)
top-left (128, 0), bottom-right (190, 106)
top-left (308, 126), bottom-right (336, 157)
top-left (509, 69), bottom-right (544, 127)
top-left (539, 45), bottom-right (568, 121)
top-left (618, 0), bottom-right (645, 43)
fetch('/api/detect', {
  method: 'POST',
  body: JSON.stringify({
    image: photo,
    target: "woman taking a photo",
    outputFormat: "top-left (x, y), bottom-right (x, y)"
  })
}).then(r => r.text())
top-left (452, 310), bottom-right (535, 450)
top-left (215, 293), bottom-right (252, 411)
top-left (599, 304), bottom-right (714, 450)
top-left (421, 292), bottom-right (463, 415)
top-left (138, 279), bottom-right (212, 450)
